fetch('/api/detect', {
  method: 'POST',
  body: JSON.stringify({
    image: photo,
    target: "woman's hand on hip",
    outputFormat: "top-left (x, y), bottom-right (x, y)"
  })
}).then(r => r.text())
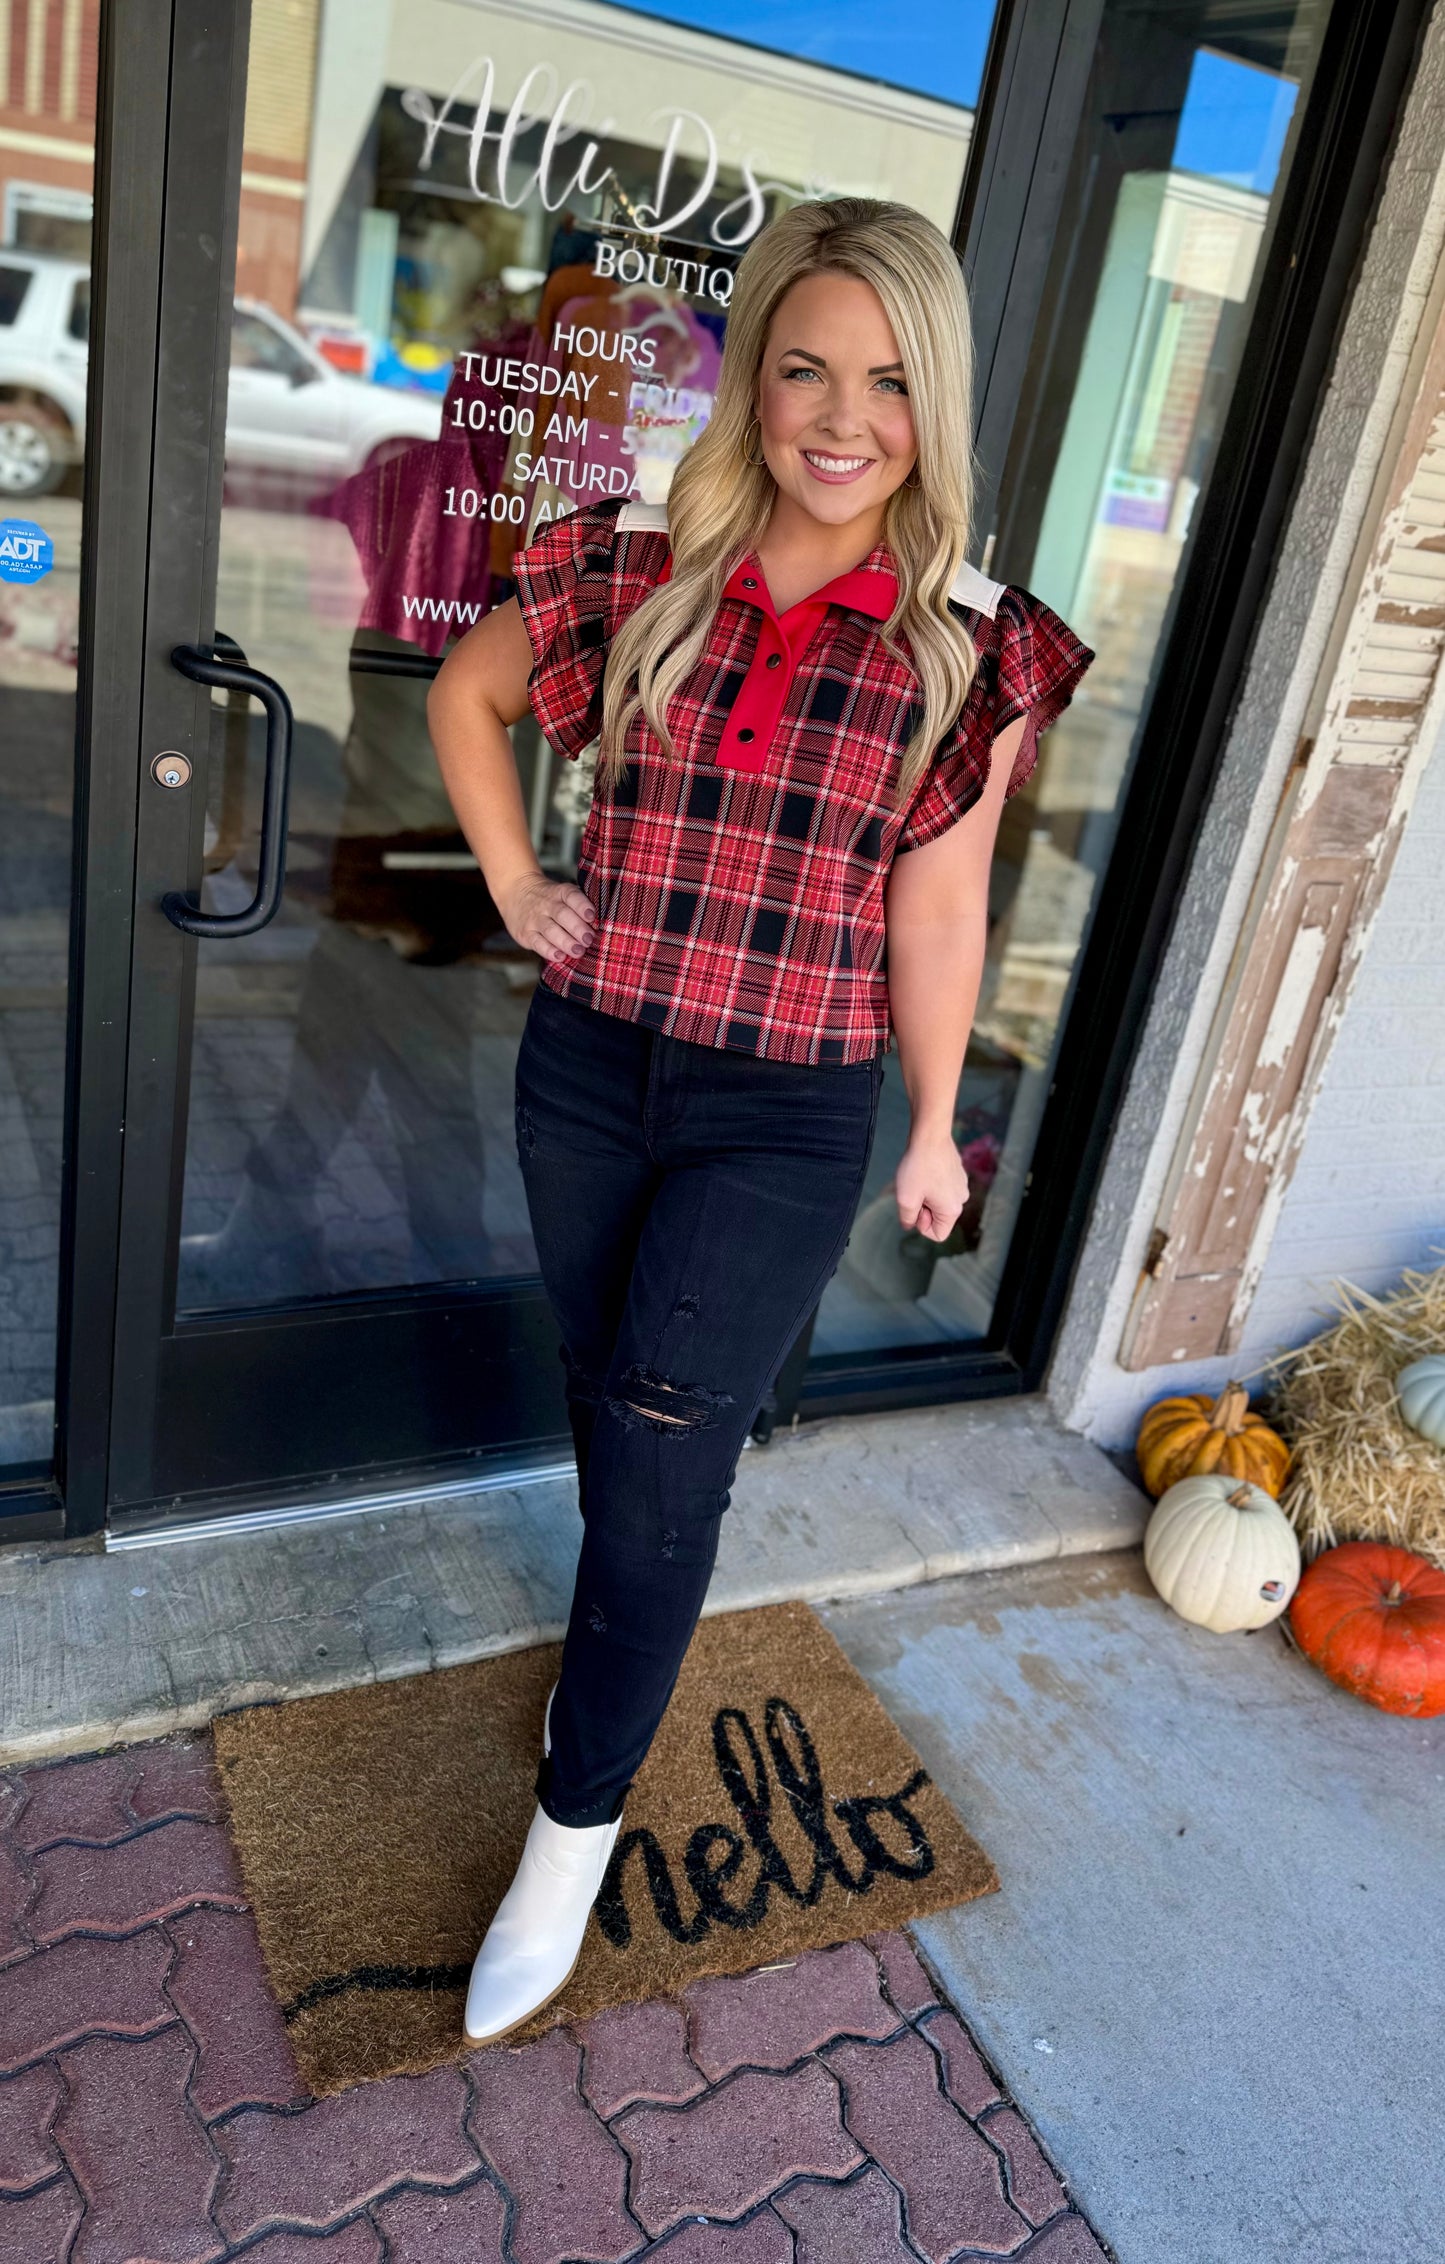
top-left (895, 1130), bottom-right (969, 1243)
top-left (500, 872), bottom-right (598, 961)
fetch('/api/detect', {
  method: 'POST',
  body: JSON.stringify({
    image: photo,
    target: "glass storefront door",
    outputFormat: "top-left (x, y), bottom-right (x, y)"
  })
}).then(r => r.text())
top-left (49, 0), bottom-right (1392, 1531)
top-left (99, 0), bottom-right (1003, 1524)
top-left (180, 0), bottom-right (992, 1324)
top-left (169, 0), bottom-right (1342, 1403)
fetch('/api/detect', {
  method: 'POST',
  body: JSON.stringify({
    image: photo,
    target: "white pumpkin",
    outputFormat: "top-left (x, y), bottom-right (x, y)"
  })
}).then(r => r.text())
top-left (1143, 1474), bottom-right (1300, 1633)
top-left (1396, 1355), bottom-right (1445, 1450)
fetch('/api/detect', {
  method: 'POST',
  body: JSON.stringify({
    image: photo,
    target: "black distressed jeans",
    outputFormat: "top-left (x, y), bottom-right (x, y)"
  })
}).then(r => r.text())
top-left (515, 981), bottom-right (882, 1828)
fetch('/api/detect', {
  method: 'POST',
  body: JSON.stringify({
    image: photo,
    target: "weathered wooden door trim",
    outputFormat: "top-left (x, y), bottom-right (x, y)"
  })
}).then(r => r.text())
top-left (1123, 257), bottom-right (1445, 1368)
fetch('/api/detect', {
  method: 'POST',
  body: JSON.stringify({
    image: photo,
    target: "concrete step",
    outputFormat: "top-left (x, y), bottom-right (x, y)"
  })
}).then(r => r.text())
top-left (0, 1397), bottom-right (1146, 1763)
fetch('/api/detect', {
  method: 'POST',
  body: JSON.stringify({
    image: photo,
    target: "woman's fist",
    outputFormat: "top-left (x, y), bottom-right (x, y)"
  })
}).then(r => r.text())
top-left (894, 1131), bottom-right (970, 1244)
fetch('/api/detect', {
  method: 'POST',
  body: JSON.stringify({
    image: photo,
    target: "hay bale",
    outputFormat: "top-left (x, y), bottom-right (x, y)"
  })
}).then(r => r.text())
top-left (1267, 1266), bottom-right (1445, 1569)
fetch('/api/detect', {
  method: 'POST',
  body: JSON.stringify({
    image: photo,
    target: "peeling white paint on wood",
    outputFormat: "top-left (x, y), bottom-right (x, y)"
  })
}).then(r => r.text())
top-left (1253, 917), bottom-right (1326, 1070)
top-left (1120, 241), bottom-right (1445, 1369)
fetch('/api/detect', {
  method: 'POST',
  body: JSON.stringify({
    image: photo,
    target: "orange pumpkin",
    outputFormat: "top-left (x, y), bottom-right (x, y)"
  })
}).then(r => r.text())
top-left (1136, 1383), bottom-right (1290, 1500)
top-left (1288, 1542), bottom-right (1445, 1718)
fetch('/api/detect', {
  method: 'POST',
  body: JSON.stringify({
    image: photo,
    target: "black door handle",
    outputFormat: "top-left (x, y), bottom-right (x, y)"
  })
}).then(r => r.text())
top-left (162, 643), bottom-right (294, 938)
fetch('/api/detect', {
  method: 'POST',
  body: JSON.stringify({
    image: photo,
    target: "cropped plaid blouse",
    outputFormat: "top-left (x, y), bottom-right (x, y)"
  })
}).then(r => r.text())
top-left (513, 497), bottom-right (1092, 1067)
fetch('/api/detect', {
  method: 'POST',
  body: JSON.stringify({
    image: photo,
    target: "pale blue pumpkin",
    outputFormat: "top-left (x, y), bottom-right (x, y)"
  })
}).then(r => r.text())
top-left (1396, 1355), bottom-right (1445, 1450)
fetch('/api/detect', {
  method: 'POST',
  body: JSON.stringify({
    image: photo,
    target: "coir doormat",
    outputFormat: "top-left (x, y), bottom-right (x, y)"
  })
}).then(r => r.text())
top-left (212, 1602), bottom-right (998, 2093)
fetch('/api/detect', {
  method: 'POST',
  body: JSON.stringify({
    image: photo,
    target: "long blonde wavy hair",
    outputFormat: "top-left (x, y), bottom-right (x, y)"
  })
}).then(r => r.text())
top-left (598, 197), bottom-right (978, 801)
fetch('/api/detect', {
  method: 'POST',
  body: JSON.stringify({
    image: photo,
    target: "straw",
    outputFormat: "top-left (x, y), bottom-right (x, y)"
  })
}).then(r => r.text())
top-left (1263, 1264), bottom-right (1445, 1568)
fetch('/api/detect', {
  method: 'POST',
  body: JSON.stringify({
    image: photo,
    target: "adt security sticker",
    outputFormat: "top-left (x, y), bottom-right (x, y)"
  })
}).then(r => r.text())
top-left (0, 519), bottom-right (54, 584)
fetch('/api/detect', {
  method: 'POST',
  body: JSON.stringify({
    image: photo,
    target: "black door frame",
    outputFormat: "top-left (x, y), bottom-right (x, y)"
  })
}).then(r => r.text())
top-left (38, 0), bottom-right (183, 1542)
top-left (8, 0), bottom-right (1428, 1539)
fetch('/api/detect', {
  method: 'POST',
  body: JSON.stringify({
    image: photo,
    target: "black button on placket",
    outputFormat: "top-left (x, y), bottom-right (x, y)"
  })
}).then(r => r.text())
top-left (765, 652), bottom-right (782, 669)
top-left (737, 728), bottom-right (756, 744)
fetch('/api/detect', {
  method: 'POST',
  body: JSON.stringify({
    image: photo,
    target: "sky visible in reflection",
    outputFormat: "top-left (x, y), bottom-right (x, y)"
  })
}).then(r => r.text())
top-left (599, 0), bottom-right (998, 109)
top-left (601, 5), bottom-right (1303, 193)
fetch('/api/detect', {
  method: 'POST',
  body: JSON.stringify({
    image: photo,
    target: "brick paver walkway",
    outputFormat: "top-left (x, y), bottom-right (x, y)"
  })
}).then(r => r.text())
top-left (0, 1735), bottom-right (1108, 2263)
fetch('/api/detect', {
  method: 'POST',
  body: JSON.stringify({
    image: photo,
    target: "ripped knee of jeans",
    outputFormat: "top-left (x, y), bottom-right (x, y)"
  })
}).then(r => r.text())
top-left (608, 1362), bottom-right (734, 1436)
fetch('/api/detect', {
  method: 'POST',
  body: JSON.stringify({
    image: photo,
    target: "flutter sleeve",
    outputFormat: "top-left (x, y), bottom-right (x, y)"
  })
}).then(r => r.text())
top-left (897, 586), bottom-right (1094, 851)
top-left (511, 499), bottom-right (628, 760)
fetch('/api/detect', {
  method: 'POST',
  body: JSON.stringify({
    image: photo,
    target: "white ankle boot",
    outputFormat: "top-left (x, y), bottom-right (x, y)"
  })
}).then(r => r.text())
top-left (462, 1801), bottom-right (620, 2047)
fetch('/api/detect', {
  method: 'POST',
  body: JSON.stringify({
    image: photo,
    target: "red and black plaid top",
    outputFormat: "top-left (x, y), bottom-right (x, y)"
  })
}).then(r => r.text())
top-left (513, 496), bottom-right (1092, 1066)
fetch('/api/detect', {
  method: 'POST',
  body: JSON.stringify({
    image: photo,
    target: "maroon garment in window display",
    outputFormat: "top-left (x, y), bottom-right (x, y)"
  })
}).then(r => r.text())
top-left (514, 497), bottom-right (1094, 1066)
top-left (309, 325), bottom-right (536, 656)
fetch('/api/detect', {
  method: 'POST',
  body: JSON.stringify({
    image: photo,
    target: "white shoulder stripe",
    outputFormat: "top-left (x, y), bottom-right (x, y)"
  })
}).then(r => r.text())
top-left (617, 498), bottom-right (671, 533)
top-left (949, 558), bottom-right (1005, 618)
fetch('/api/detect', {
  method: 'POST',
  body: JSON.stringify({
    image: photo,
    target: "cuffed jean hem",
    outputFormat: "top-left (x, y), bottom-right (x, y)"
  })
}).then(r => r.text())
top-left (535, 1753), bottom-right (630, 1829)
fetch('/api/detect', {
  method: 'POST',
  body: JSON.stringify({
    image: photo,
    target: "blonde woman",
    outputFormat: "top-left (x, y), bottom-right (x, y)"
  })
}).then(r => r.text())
top-left (429, 198), bottom-right (1091, 2044)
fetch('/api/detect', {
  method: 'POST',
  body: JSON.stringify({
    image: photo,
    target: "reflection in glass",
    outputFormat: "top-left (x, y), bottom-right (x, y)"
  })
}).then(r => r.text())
top-left (818, 0), bottom-right (1333, 1356)
top-left (0, 6), bottom-right (96, 1472)
top-left (176, 0), bottom-right (986, 1317)
top-left (172, 0), bottom-right (1334, 1377)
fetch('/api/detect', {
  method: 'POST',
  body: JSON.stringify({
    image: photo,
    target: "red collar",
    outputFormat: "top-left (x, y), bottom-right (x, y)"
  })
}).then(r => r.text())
top-left (722, 549), bottom-right (897, 621)
top-left (652, 547), bottom-right (898, 621)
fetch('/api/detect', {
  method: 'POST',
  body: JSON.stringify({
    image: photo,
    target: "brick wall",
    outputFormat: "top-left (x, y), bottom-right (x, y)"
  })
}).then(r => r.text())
top-left (0, 0), bottom-right (97, 238)
top-left (238, 0), bottom-right (322, 319)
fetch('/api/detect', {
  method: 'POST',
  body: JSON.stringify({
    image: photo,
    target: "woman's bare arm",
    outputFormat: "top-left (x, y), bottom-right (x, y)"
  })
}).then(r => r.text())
top-left (884, 715), bottom-right (1025, 1240)
top-left (426, 598), bottom-right (597, 961)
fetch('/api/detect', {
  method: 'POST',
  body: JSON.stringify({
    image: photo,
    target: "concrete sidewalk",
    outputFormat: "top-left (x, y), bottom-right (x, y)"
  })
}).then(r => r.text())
top-left (825, 1554), bottom-right (1445, 2264)
top-left (0, 1399), bottom-right (1144, 1762)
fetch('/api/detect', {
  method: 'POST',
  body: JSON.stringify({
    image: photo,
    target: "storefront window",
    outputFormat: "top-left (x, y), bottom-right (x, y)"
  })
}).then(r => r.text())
top-left (0, 0), bottom-right (96, 1473)
top-left (816, 0), bottom-right (1335, 1358)
top-left (176, 0), bottom-right (995, 1311)
top-left (0, 0), bottom-right (1352, 1462)
top-left (172, 0), bottom-right (1336, 1389)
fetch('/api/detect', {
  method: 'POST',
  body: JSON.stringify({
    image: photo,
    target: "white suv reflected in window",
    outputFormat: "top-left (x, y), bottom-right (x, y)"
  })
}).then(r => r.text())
top-left (0, 249), bottom-right (442, 500)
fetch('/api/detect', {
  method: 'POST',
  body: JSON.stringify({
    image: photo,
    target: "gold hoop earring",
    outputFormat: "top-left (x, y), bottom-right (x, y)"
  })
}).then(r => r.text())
top-left (744, 417), bottom-right (768, 469)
